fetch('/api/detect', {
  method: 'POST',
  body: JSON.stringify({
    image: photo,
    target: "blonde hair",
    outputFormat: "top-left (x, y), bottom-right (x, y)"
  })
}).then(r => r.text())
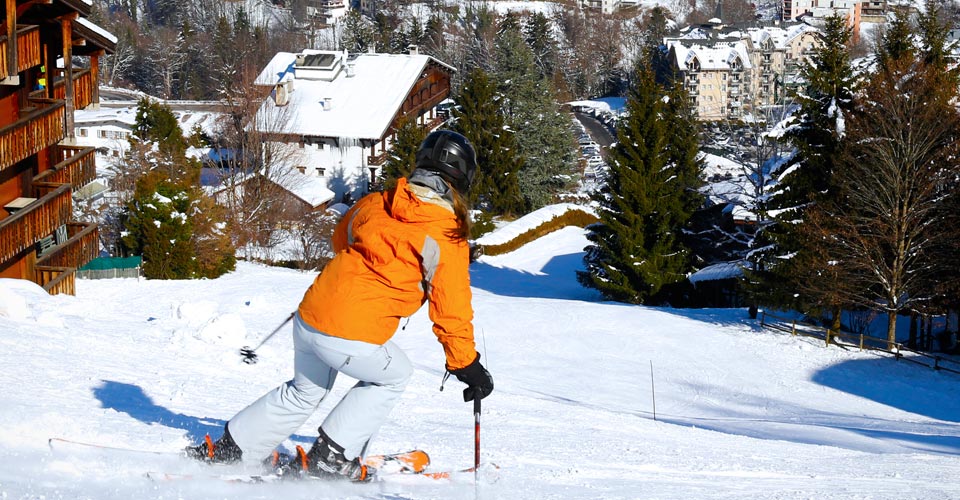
top-left (447, 182), bottom-right (472, 242)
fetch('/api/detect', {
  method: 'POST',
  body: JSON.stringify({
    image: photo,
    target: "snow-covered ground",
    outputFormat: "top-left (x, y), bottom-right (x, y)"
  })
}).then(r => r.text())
top-left (2, 211), bottom-right (960, 499)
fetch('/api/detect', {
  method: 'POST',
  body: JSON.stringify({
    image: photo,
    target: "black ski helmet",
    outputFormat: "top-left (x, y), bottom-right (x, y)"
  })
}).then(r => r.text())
top-left (415, 130), bottom-right (477, 194)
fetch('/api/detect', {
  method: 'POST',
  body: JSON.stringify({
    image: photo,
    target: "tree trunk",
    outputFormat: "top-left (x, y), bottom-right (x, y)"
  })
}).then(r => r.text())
top-left (908, 311), bottom-right (918, 349)
top-left (887, 310), bottom-right (898, 350)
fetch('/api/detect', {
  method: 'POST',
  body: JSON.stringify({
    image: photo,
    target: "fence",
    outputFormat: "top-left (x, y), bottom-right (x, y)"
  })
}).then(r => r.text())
top-left (77, 256), bottom-right (142, 280)
top-left (760, 311), bottom-right (960, 376)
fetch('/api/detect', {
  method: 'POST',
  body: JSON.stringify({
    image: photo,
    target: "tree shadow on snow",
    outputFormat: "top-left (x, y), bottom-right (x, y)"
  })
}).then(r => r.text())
top-left (655, 379), bottom-right (960, 456)
top-left (470, 252), bottom-right (602, 301)
top-left (812, 357), bottom-right (960, 423)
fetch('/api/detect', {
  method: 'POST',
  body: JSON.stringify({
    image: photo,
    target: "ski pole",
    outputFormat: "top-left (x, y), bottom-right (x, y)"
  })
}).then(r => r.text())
top-left (240, 312), bottom-right (295, 364)
top-left (473, 393), bottom-right (481, 484)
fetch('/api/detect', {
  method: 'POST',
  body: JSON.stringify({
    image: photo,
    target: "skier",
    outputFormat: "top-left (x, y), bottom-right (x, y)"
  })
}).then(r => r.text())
top-left (186, 130), bottom-right (494, 482)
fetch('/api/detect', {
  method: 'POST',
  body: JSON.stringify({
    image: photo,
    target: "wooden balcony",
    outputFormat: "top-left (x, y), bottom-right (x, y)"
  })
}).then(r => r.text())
top-left (0, 99), bottom-right (66, 172)
top-left (34, 145), bottom-right (97, 190)
top-left (35, 265), bottom-right (76, 295)
top-left (36, 221), bottom-right (99, 270)
top-left (0, 25), bottom-right (42, 76)
top-left (49, 69), bottom-right (94, 110)
top-left (367, 150), bottom-right (388, 166)
top-left (0, 183), bottom-right (72, 264)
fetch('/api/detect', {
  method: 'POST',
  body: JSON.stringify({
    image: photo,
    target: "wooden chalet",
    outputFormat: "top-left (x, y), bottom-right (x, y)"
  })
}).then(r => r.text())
top-left (1, 0), bottom-right (115, 295)
top-left (253, 48), bottom-right (454, 201)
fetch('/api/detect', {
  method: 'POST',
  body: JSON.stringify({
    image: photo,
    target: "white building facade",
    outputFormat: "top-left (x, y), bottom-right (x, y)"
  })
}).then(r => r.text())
top-left (253, 49), bottom-right (454, 202)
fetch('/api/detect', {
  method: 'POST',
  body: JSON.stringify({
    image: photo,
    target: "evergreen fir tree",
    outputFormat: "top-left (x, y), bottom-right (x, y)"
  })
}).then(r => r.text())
top-left (452, 68), bottom-right (524, 216)
top-left (663, 80), bottom-right (705, 272)
top-left (758, 14), bottom-right (859, 310)
top-left (382, 116), bottom-right (426, 185)
top-left (341, 10), bottom-right (375, 53)
top-left (494, 21), bottom-right (574, 210)
top-left (123, 174), bottom-right (197, 279)
top-left (522, 12), bottom-right (557, 80)
top-left (577, 65), bottom-right (691, 304)
top-left (876, 9), bottom-right (915, 73)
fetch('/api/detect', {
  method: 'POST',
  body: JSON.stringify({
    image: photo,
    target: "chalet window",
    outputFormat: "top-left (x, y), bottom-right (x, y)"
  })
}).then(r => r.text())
top-left (317, 167), bottom-right (325, 176)
top-left (297, 166), bottom-right (306, 174)
top-left (77, 128), bottom-right (88, 137)
top-left (98, 130), bottom-right (107, 138)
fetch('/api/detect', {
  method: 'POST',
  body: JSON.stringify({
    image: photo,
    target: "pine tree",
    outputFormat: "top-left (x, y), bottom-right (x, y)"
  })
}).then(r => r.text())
top-left (452, 68), bottom-right (524, 216)
top-left (663, 80), bottom-right (705, 273)
top-left (522, 12), bottom-right (557, 80)
top-left (382, 116), bottom-right (426, 185)
top-left (122, 98), bottom-right (236, 279)
top-left (341, 10), bottom-right (375, 53)
top-left (876, 9), bottom-right (915, 72)
top-left (758, 14), bottom-right (859, 311)
top-left (123, 174), bottom-right (197, 279)
top-left (494, 20), bottom-right (574, 210)
top-left (577, 65), bottom-right (691, 304)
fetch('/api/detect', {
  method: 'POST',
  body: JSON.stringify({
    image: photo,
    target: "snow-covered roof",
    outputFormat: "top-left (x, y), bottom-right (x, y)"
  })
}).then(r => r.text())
top-left (210, 169), bottom-right (335, 209)
top-left (671, 42), bottom-right (753, 71)
top-left (76, 17), bottom-right (118, 44)
top-left (689, 262), bottom-right (746, 284)
top-left (279, 170), bottom-right (336, 208)
top-left (74, 105), bottom-right (221, 137)
top-left (253, 50), bottom-right (454, 141)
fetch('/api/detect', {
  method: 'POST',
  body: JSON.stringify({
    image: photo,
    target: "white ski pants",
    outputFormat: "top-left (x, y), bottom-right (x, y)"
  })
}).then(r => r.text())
top-left (228, 313), bottom-right (412, 461)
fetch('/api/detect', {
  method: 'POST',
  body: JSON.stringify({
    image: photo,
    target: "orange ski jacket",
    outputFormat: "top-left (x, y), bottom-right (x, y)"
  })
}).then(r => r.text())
top-left (298, 178), bottom-right (477, 370)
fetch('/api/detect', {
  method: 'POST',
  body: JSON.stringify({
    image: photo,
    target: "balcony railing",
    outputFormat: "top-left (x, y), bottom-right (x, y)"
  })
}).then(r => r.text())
top-left (0, 99), bottom-right (66, 172)
top-left (367, 150), bottom-right (389, 166)
top-left (0, 25), bottom-right (42, 76)
top-left (0, 183), bottom-right (72, 264)
top-left (36, 222), bottom-right (99, 270)
top-left (49, 69), bottom-right (94, 110)
top-left (34, 145), bottom-right (97, 190)
top-left (36, 265), bottom-right (76, 295)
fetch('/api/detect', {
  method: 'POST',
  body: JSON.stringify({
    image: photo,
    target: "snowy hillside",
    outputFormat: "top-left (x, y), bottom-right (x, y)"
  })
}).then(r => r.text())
top-left (2, 209), bottom-right (960, 499)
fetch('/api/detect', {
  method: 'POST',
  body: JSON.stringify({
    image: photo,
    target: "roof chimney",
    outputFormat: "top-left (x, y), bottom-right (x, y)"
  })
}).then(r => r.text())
top-left (407, 44), bottom-right (419, 55)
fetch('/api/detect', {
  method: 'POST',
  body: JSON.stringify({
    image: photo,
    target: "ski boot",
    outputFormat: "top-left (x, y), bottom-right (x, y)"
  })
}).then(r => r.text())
top-left (280, 429), bottom-right (375, 482)
top-left (184, 427), bottom-right (242, 464)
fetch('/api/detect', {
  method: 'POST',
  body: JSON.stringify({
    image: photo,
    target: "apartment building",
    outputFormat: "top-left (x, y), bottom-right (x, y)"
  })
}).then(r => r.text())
top-left (1, 1), bottom-right (115, 294)
top-left (664, 20), bottom-right (820, 121)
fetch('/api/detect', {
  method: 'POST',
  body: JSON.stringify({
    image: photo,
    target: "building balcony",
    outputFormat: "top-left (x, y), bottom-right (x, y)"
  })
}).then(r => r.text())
top-left (51, 69), bottom-right (95, 110)
top-left (0, 183), bottom-right (72, 265)
top-left (0, 25), bottom-right (42, 78)
top-left (34, 145), bottom-right (97, 190)
top-left (367, 150), bottom-right (388, 166)
top-left (36, 221), bottom-right (98, 272)
top-left (29, 68), bottom-right (95, 110)
top-left (0, 99), bottom-right (66, 172)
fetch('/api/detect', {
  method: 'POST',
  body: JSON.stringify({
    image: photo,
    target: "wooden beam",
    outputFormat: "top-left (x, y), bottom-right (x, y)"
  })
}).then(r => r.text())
top-left (90, 50), bottom-right (102, 107)
top-left (4, 0), bottom-right (17, 82)
top-left (61, 14), bottom-right (75, 142)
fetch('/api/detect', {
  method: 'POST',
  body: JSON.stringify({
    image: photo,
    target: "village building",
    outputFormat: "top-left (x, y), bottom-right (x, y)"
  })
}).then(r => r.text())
top-left (252, 47), bottom-right (454, 202)
top-left (664, 20), bottom-right (820, 121)
top-left (579, 0), bottom-right (641, 15)
top-left (1, 0), bottom-right (115, 295)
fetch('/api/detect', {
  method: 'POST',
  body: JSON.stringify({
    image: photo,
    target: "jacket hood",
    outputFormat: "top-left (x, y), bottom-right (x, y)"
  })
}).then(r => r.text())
top-left (387, 177), bottom-right (456, 224)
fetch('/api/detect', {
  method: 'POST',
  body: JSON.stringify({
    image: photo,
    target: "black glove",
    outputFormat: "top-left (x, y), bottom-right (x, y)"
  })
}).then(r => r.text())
top-left (449, 354), bottom-right (494, 402)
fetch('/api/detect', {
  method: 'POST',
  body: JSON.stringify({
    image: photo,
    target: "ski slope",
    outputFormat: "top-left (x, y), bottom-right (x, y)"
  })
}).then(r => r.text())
top-left (1, 207), bottom-right (959, 499)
